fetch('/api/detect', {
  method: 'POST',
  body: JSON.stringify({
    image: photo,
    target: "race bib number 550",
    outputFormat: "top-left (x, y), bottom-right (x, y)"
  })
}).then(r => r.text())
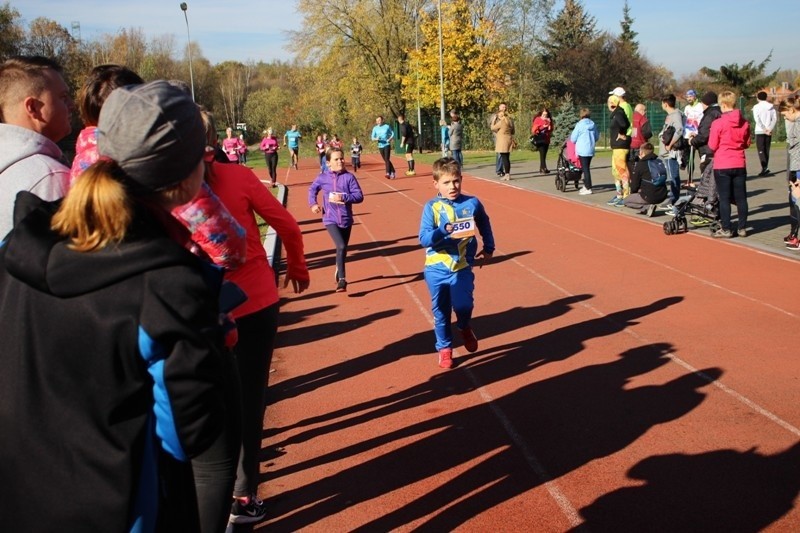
top-left (451, 217), bottom-right (475, 239)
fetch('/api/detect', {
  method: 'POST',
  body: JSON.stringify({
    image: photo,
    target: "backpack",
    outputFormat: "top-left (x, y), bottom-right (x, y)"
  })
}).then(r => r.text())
top-left (646, 158), bottom-right (667, 186)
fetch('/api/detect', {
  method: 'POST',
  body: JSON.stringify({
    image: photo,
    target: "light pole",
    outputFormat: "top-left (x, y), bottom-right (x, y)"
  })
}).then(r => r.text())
top-left (437, 0), bottom-right (445, 125)
top-left (179, 2), bottom-right (195, 102)
top-left (414, 0), bottom-right (421, 138)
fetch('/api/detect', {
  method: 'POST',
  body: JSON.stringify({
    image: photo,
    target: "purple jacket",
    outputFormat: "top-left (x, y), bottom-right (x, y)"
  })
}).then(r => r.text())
top-left (308, 170), bottom-right (364, 227)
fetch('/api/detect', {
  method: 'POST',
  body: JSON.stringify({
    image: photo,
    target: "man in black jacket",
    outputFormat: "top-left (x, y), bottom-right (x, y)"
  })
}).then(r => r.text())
top-left (689, 91), bottom-right (723, 174)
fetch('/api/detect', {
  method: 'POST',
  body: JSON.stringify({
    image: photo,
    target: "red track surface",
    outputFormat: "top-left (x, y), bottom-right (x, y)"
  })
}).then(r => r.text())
top-left (251, 155), bottom-right (800, 531)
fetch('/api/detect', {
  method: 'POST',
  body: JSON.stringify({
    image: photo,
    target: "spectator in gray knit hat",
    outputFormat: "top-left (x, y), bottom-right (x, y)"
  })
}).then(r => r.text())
top-left (0, 79), bottom-right (233, 532)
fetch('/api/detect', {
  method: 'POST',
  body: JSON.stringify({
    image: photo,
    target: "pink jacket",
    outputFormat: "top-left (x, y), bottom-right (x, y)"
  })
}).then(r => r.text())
top-left (708, 109), bottom-right (751, 170)
top-left (260, 136), bottom-right (279, 153)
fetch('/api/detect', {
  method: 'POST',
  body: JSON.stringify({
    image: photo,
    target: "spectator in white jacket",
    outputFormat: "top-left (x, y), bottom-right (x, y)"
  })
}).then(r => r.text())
top-left (753, 91), bottom-right (778, 176)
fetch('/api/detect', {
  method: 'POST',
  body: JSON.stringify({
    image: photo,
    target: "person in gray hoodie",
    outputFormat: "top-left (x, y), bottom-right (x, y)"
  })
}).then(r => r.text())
top-left (658, 94), bottom-right (685, 213)
top-left (448, 110), bottom-right (464, 168)
top-left (0, 56), bottom-right (73, 240)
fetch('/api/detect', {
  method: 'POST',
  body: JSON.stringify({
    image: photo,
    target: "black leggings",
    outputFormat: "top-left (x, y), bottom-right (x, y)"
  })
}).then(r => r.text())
top-left (232, 303), bottom-right (280, 498)
top-left (579, 156), bottom-right (593, 189)
top-left (537, 144), bottom-right (549, 170)
top-left (326, 224), bottom-right (353, 280)
top-left (265, 152), bottom-right (278, 181)
top-left (380, 145), bottom-right (395, 175)
top-left (191, 351), bottom-right (241, 533)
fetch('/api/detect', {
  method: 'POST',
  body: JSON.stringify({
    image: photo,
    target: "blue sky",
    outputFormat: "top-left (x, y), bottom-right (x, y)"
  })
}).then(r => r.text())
top-left (13, 1), bottom-right (796, 78)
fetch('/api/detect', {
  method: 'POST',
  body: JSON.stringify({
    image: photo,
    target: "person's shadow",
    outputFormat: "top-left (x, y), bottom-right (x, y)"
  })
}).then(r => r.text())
top-left (257, 342), bottom-right (721, 532)
top-left (576, 441), bottom-right (800, 532)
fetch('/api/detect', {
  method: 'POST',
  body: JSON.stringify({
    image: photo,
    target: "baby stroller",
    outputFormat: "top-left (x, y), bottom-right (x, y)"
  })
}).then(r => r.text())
top-left (663, 160), bottom-right (721, 235)
top-left (555, 139), bottom-right (583, 192)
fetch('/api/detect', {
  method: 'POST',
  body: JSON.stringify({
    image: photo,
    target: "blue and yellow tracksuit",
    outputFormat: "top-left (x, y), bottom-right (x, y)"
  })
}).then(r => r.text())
top-left (419, 193), bottom-right (495, 351)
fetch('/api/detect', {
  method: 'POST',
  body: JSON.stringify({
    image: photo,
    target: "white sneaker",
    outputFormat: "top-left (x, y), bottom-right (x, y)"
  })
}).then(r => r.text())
top-left (578, 187), bottom-right (593, 195)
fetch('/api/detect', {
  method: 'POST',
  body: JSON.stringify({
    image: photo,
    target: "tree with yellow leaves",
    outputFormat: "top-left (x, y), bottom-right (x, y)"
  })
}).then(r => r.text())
top-left (402, 0), bottom-right (511, 114)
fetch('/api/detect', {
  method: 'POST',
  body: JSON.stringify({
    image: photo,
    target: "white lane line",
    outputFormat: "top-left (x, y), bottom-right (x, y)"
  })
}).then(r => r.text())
top-left (354, 211), bottom-right (583, 528)
top-left (361, 173), bottom-right (800, 524)
top-left (483, 195), bottom-right (799, 319)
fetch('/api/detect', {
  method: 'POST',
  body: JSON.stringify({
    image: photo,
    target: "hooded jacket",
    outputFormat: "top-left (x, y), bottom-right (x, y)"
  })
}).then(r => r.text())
top-left (0, 123), bottom-right (69, 240)
top-left (709, 109), bottom-right (751, 170)
top-left (690, 105), bottom-right (723, 158)
top-left (308, 169), bottom-right (364, 229)
top-left (0, 192), bottom-right (230, 532)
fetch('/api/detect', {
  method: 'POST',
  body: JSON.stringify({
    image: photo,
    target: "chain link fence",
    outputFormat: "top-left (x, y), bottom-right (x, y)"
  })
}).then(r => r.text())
top-left (399, 96), bottom-right (788, 153)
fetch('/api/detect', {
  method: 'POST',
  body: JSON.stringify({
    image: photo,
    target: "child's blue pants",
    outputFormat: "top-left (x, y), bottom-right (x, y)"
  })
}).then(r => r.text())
top-left (424, 267), bottom-right (474, 350)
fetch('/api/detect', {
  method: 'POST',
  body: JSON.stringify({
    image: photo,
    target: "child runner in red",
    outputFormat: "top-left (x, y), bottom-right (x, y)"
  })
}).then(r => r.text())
top-left (419, 158), bottom-right (495, 369)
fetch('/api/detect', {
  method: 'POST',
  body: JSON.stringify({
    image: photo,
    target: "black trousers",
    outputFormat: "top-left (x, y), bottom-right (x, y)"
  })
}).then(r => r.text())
top-left (756, 134), bottom-right (772, 171)
top-left (232, 304), bottom-right (280, 498)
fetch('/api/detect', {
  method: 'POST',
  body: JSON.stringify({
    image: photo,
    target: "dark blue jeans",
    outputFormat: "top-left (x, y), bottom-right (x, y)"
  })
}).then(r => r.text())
top-left (664, 157), bottom-right (680, 204)
top-left (579, 156), bottom-right (593, 189)
top-left (714, 167), bottom-right (748, 231)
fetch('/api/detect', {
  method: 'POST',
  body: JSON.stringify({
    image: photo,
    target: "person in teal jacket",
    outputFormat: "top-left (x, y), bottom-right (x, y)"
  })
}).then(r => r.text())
top-left (419, 158), bottom-right (494, 370)
top-left (371, 115), bottom-right (396, 179)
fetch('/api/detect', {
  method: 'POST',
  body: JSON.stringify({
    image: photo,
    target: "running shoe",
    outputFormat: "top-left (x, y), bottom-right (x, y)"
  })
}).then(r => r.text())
top-left (690, 216), bottom-right (712, 227)
top-left (578, 187), bottom-right (593, 195)
top-left (711, 228), bottom-right (732, 238)
top-left (606, 196), bottom-right (622, 206)
top-left (646, 204), bottom-right (657, 217)
top-left (460, 326), bottom-right (478, 353)
top-left (438, 348), bottom-right (453, 369)
top-left (336, 279), bottom-right (348, 292)
top-left (786, 236), bottom-right (799, 247)
top-left (737, 228), bottom-right (747, 238)
top-left (229, 495), bottom-right (267, 524)
top-left (787, 241), bottom-right (800, 251)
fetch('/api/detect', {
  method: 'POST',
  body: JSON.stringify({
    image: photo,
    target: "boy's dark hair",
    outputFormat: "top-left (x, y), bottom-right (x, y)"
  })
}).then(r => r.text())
top-left (432, 157), bottom-right (461, 181)
top-left (661, 94), bottom-right (676, 108)
top-left (79, 64), bottom-right (144, 126)
top-left (757, 91), bottom-right (768, 101)
top-left (639, 142), bottom-right (654, 152)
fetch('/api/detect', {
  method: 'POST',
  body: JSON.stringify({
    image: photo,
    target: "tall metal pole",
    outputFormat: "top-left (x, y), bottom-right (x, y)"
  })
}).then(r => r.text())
top-left (414, 0), bottom-right (422, 137)
top-left (179, 3), bottom-right (196, 102)
top-left (437, 0), bottom-right (445, 124)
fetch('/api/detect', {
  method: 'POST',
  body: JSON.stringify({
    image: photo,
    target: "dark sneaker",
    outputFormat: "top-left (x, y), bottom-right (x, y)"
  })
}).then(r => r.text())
top-left (784, 234), bottom-right (797, 243)
top-left (230, 495), bottom-right (267, 524)
top-left (438, 348), bottom-right (453, 369)
top-left (711, 228), bottom-right (732, 239)
top-left (460, 326), bottom-right (478, 353)
top-left (786, 236), bottom-right (799, 247)
top-left (336, 279), bottom-right (347, 292)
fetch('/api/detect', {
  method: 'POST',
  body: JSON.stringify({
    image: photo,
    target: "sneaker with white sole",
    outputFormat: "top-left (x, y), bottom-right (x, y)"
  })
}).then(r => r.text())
top-left (646, 204), bottom-right (657, 217)
top-left (578, 187), bottom-right (593, 195)
top-left (607, 195), bottom-right (623, 206)
top-left (230, 495), bottom-right (267, 524)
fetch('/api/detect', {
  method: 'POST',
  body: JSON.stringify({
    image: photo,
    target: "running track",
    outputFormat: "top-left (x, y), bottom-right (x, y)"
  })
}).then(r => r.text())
top-left (249, 154), bottom-right (800, 531)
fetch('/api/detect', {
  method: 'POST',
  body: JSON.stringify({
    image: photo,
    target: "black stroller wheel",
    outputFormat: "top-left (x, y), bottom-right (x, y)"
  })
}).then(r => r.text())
top-left (555, 174), bottom-right (565, 192)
